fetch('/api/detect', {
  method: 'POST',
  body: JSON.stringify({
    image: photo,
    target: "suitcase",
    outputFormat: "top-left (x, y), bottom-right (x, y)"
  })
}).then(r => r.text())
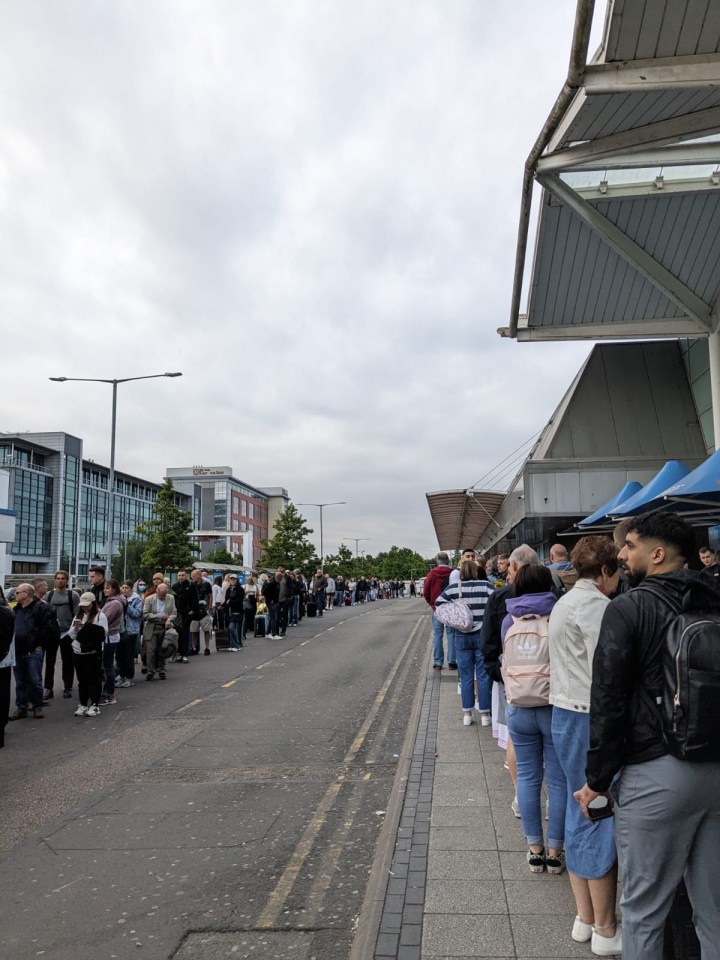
top-left (344, 595), bottom-right (351, 606)
top-left (254, 615), bottom-right (266, 638)
top-left (307, 599), bottom-right (317, 618)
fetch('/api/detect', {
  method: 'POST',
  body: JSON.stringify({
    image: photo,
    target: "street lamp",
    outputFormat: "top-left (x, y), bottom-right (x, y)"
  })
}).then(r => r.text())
top-left (343, 537), bottom-right (369, 561)
top-left (50, 372), bottom-right (182, 574)
top-left (297, 501), bottom-right (346, 572)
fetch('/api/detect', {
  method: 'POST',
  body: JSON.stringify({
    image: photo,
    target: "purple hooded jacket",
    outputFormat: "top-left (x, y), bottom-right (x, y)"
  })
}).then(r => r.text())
top-left (500, 591), bottom-right (557, 647)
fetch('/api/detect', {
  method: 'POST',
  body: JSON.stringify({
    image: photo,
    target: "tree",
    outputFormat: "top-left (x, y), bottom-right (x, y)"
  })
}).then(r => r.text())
top-left (323, 543), bottom-right (355, 578)
top-left (135, 479), bottom-right (197, 571)
top-left (201, 545), bottom-right (236, 566)
top-left (259, 503), bottom-right (316, 571)
top-left (111, 538), bottom-right (151, 583)
top-left (375, 546), bottom-right (429, 581)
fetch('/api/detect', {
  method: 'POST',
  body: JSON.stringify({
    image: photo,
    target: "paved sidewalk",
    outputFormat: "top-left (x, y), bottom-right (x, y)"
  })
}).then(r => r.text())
top-left (373, 667), bottom-right (585, 960)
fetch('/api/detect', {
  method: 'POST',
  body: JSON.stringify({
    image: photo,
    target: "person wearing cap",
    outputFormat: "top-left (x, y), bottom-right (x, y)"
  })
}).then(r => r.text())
top-left (67, 593), bottom-right (108, 717)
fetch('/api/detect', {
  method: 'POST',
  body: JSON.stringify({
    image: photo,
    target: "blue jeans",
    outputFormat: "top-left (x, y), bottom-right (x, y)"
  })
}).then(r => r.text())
top-left (228, 615), bottom-right (243, 648)
top-left (431, 614), bottom-right (456, 666)
top-left (14, 648), bottom-right (44, 710)
top-left (506, 704), bottom-right (567, 849)
top-left (290, 596), bottom-right (300, 625)
top-left (445, 627), bottom-right (457, 665)
top-left (455, 644), bottom-right (492, 712)
top-left (335, 589), bottom-right (344, 607)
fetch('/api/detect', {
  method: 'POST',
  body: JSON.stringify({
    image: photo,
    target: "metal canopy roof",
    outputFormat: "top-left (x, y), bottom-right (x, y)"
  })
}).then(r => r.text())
top-left (426, 489), bottom-right (506, 552)
top-left (505, 0), bottom-right (720, 344)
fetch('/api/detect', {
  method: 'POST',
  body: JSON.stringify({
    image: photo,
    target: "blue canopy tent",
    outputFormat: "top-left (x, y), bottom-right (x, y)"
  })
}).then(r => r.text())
top-left (576, 481), bottom-right (643, 528)
top-left (657, 449), bottom-right (720, 510)
top-left (610, 461), bottom-right (691, 519)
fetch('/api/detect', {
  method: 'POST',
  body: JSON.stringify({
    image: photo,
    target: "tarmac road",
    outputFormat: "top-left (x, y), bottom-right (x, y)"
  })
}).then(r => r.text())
top-left (0, 598), bottom-right (429, 960)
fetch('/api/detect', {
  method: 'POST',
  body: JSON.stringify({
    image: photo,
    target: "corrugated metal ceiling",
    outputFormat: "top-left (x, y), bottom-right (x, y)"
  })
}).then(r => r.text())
top-left (561, 88), bottom-right (720, 145)
top-left (605, 0), bottom-right (720, 61)
top-left (425, 490), bottom-right (506, 552)
top-left (528, 188), bottom-right (720, 328)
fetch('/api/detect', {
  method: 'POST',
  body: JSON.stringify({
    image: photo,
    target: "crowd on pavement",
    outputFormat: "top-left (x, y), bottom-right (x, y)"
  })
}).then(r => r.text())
top-left (422, 516), bottom-right (720, 960)
top-left (0, 565), bottom-right (414, 731)
top-left (3, 518), bottom-right (718, 959)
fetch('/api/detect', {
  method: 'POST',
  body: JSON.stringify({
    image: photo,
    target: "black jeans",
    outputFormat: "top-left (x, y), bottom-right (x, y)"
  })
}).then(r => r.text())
top-left (116, 631), bottom-right (136, 680)
top-left (242, 606), bottom-right (255, 639)
top-left (278, 600), bottom-right (290, 635)
top-left (44, 634), bottom-right (75, 693)
top-left (178, 613), bottom-right (193, 657)
top-left (74, 652), bottom-right (102, 707)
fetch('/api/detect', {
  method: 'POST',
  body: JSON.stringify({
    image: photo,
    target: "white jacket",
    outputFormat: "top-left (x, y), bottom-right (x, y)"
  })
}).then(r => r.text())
top-left (548, 578), bottom-right (611, 712)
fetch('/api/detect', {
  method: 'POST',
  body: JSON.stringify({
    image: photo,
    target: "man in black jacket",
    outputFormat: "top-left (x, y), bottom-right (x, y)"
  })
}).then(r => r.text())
top-left (262, 573), bottom-right (281, 638)
top-left (9, 583), bottom-right (58, 720)
top-left (171, 569), bottom-right (195, 662)
top-left (88, 565), bottom-right (107, 608)
top-left (575, 514), bottom-right (720, 960)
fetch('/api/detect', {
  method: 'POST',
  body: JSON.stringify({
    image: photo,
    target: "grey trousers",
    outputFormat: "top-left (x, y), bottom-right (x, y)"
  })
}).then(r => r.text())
top-left (613, 754), bottom-right (720, 960)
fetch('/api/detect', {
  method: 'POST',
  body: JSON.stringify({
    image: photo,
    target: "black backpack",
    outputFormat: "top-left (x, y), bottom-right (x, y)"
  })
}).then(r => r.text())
top-left (641, 578), bottom-right (720, 762)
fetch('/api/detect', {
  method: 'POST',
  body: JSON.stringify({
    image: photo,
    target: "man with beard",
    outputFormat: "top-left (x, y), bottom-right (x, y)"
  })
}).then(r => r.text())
top-left (171, 569), bottom-right (195, 662)
top-left (575, 514), bottom-right (720, 959)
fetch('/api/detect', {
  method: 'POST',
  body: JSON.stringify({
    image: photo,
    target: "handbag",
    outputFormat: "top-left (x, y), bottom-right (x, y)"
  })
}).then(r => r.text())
top-left (434, 579), bottom-right (474, 632)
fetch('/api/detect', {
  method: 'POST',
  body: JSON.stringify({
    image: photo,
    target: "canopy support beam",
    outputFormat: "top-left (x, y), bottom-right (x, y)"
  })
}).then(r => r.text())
top-left (538, 106), bottom-right (720, 173)
top-left (583, 53), bottom-right (720, 93)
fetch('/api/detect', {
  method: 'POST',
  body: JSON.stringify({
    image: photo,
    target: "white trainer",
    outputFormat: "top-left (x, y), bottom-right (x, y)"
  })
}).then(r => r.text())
top-left (462, 714), bottom-right (474, 726)
top-left (480, 713), bottom-right (492, 726)
top-left (74, 704), bottom-right (87, 717)
top-left (86, 704), bottom-right (101, 717)
top-left (591, 927), bottom-right (622, 956)
top-left (572, 917), bottom-right (593, 943)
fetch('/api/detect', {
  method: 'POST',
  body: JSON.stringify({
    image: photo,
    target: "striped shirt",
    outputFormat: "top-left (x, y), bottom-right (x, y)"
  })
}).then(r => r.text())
top-left (435, 579), bottom-right (495, 634)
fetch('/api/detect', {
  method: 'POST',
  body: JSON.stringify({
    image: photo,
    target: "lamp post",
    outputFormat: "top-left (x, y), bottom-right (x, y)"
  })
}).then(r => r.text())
top-left (50, 372), bottom-right (182, 575)
top-left (297, 501), bottom-right (346, 572)
top-left (343, 537), bottom-right (369, 564)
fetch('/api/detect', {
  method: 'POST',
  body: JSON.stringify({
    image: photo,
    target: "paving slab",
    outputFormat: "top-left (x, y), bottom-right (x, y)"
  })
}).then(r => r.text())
top-left (424, 879), bottom-right (507, 914)
top-left (429, 825), bottom-right (501, 851)
top-left (421, 915), bottom-right (514, 957)
top-left (427, 850), bottom-right (502, 881)
top-left (504, 879), bottom-right (577, 914)
top-left (431, 783), bottom-right (491, 807)
top-left (510, 916), bottom-right (591, 957)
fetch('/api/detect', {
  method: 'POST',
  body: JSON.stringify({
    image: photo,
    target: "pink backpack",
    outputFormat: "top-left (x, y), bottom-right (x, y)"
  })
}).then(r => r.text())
top-left (501, 614), bottom-right (551, 707)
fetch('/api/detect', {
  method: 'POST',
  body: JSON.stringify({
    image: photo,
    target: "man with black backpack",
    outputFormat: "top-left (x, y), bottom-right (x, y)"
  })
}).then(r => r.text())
top-left (575, 513), bottom-right (720, 960)
top-left (43, 570), bottom-right (80, 700)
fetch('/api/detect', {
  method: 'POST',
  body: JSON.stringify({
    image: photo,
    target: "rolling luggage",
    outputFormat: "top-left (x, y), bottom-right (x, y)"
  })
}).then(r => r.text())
top-left (254, 615), bottom-right (266, 638)
top-left (307, 599), bottom-right (317, 618)
top-left (344, 594), bottom-right (351, 606)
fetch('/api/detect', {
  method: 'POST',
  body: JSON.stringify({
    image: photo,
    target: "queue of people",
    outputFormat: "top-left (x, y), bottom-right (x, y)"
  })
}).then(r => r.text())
top-left (0, 564), bottom-right (418, 739)
top-left (425, 518), bottom-right (720, 959)
top-left (0, 566), bottom-right (254, 728)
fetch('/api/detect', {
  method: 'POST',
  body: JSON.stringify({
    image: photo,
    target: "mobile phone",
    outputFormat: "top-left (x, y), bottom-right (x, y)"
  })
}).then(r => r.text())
top-left (587, 795), bottom-right (614, 821)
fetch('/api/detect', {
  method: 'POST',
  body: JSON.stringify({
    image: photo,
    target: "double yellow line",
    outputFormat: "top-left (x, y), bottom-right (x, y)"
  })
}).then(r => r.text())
top-left (255, 616), bottom-right (425, 929)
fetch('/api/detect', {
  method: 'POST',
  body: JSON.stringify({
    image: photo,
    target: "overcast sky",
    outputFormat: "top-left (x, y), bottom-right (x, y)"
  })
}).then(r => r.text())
top-left (1, 1), bottom-right (602, 558)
